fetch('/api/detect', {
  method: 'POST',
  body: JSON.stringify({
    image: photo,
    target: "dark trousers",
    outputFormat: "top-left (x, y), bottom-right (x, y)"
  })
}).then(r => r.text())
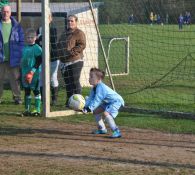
top-left (62, 61), bottom-right (83, 103)
top-left (24, 80), bottom-right (40, 97)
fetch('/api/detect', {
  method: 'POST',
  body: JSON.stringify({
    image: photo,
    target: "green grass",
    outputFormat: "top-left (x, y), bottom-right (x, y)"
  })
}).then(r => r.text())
top-left (50, 112), bottom-right (195, 134)
top-left (1, 87), bottom-right (194, 134)
top-left (1, 24), bottom-right (195, 134)
top-left (98, 24), bottom-right (195, 114)
top-left (0, 86), bottom-right (194, 134)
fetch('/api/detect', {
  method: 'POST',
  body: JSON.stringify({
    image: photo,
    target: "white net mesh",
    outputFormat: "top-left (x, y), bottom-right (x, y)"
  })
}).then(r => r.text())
top-left (1, 0), bottom-right (195, 117)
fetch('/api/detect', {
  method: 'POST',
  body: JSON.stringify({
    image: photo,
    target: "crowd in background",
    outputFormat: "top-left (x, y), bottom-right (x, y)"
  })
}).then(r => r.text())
top-left (128, 11), bottom-right (192, 28)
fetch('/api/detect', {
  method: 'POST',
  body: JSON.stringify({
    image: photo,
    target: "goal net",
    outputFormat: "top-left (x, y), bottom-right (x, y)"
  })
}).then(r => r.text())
top-left (1, 0), bottom-right (195, 118)
top-left (95, 0), bottom-right (195, 117)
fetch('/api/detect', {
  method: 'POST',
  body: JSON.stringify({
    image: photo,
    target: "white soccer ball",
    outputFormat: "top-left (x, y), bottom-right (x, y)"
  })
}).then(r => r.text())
top-left (68, 94), bottom-right (86, 111)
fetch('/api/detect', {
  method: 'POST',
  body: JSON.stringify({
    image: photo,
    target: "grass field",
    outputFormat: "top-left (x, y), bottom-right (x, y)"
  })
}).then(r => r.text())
top-left (99, 24), bottom-right (195, 114)
top-left (1, 24), bottom-right (195, 174)
top-left (1, 24), bottom-right (195, 117)
top-left (1, 24), bottom-right (195, 115)
top-left (1, 90), bottom-right (195, 134)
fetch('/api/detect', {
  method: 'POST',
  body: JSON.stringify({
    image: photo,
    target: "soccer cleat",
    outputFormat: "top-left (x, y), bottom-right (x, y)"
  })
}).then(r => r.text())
top-left (15, 99), bottom-right (22, 105)
top-left (22, 110), bottom-right (31, 116)
top-left (111, 129), bottom-right (122, 138)
top-left (31, 109), bottom-right (41, 117)
top-left (92, 129), bottom-right (107, 134)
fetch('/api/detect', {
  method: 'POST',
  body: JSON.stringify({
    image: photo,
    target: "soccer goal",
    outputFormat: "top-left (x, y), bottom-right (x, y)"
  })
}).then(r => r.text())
top-left (106, 36), bottom-right (129, 76)
top-left (40, 0), bottom-right (115, 117)
top-left (1, 0), bottom-right (195, 118)
top-left (0, 0), bottom-right (114, 117)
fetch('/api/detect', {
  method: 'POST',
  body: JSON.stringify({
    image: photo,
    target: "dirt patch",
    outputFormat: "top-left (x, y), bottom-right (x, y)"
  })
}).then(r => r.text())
top-left (0, 119), bottom-right (195, 175)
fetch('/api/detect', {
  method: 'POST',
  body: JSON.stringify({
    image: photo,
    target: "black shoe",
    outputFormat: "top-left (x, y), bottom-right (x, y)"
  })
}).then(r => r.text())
top-left (65, 104), bottom-right (70, 109)
top-left (15, 99), bottom-right (22, 105)
top-left (22, 110), bottom-right (31, 116)
top-left (31, 110), bottom-right (41, 117)
top-left (51, 100), bottom-right (57, 106)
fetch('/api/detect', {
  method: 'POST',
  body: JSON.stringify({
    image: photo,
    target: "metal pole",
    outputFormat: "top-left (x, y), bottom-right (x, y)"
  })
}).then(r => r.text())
top-left (16, 0), bottom-right (21, 22)
top-left (88, 0), bottom-right (115, 91)
top-left (42, 0), bottom-right (50, 117)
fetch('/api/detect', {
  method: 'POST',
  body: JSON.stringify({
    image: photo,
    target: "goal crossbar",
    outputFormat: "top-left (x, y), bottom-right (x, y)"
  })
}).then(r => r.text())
top-left (107, 36), bottom-right (130, 76)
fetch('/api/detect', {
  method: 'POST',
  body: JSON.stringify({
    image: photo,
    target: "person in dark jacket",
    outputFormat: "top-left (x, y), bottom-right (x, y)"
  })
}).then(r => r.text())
top-left (58, 15), bottom-right (86, 106)
top-left (0, 4), bottom-right (24, 104)
top-left (35, 10), bottom-right (59, 105)
top-left (26, 9), bottom-right (59, 106)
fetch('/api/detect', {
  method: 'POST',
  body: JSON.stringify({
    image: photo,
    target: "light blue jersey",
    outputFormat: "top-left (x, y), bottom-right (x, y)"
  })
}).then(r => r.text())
top-left (85, 81), bottom-right (124, 118)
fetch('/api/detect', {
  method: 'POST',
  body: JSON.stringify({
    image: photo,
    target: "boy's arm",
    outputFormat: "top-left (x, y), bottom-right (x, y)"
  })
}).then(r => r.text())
top-left (85, 86), bottom-right (105, 112)
top-left (82, 90), bottom-right (94, 114)
top-left (33, 55), bottom-right (42, 70)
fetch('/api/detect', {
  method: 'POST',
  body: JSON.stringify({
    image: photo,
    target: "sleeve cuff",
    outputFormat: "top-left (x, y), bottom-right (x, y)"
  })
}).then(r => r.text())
top-left (31, 68), bottom-right (36, 73)
top-left (86, 107), bottom-right (91, 112)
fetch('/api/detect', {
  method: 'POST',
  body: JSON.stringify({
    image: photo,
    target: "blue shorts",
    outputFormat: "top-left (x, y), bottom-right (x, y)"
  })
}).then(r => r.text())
top-left (101, 101), bottom-right (122, 118)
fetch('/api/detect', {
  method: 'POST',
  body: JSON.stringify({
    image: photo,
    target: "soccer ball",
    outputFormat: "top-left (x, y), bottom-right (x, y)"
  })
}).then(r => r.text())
top-left (68, 94), bottom-right (86, 111)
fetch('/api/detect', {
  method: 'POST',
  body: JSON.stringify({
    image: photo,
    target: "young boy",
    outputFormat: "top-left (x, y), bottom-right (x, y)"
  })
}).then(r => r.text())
top-left (83, 67), bottom-right (124, 138)
top-left (21, 28), bottom-right (42, 116)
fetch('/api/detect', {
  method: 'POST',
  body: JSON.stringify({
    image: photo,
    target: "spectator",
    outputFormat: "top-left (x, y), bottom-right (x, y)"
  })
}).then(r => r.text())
top-left (35, 8), bottom-right (59, 106)
top-left (21, 28), bottom-right (42, 116)
top-left (154, 14), bottom-right (157, 24)
top-left (184, 11), bottom-right (188, 24)
top-left (157, 14), bottom-right (161, 24)
top-left (149, 12), bottom-right (154, 25)
top-left (128, 14), bottom-right (134, 25)
top-left (58, 15), bottom-right (86, 107)
top-left (186, 12), bottom-right (191, 25)
top-left (178, 14), bottom-right (184, 30)
top-left (0, 3), bottom-right (24, 104)
top-left (165, 13), bottom-right (169, 24)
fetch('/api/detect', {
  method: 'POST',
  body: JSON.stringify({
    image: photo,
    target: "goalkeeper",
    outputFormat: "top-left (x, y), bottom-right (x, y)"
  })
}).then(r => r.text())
top-left (83, 68), bottom-right (124, 138)
top-left (21, 28), bottom-right (42, 116)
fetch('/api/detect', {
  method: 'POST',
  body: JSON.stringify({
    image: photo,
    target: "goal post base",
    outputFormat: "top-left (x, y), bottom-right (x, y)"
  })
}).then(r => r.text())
top-left (46, 110), bottom-right (83, 118)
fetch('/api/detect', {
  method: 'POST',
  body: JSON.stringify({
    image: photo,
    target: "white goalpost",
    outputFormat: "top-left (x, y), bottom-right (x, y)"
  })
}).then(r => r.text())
top-left (41, 0), bottom-right (50, 117)
top-left (42, 0), bottom-right (85, 117)
top-left (106, 37), bottom-right (129, 76)
top-left (41, 0), bottom-right (115, 117)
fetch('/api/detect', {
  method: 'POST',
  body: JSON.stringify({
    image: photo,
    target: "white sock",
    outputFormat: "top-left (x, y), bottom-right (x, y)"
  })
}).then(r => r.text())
top-left (105, 114), bottom-right (117, 131)
top-left (95, 114), bottom-right (106, 130)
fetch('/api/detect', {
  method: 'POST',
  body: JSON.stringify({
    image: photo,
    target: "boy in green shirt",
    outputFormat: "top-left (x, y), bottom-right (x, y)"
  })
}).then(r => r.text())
top-left (21, 28), bottom-right (42, 116)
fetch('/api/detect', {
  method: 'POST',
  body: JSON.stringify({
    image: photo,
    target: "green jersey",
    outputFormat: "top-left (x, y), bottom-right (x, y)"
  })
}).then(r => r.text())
top-left (21, 44), bottom-right (42, 89)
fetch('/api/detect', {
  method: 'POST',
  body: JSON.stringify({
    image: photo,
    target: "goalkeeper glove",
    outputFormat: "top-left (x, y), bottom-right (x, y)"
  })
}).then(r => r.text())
top-left (25, 71), bottom-right (34, 84)
top-left (82, 107), bottom-right (91, 114)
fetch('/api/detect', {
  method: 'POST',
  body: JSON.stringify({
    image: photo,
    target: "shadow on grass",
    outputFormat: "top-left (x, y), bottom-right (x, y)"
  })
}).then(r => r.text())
top-left (122, 107), bottom-right (195, 120)
top-left (1, 127), bottom-right (195, 149)
top-left (0, 150), bottom-right (195, 170)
